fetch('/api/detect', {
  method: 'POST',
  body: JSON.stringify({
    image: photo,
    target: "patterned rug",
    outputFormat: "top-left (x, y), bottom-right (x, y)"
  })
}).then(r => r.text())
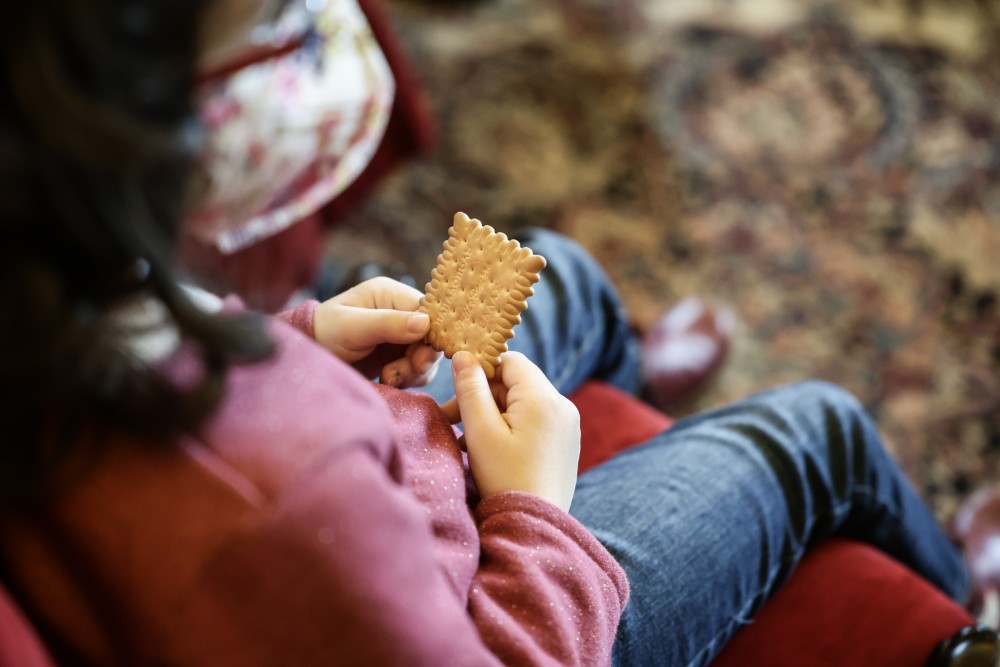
top-left (326, 0), bottom-right (1000, 520)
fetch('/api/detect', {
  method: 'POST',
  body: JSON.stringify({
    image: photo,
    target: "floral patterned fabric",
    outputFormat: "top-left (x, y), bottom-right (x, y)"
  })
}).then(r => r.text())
top-left (187, 0), bottom-right (395, 254)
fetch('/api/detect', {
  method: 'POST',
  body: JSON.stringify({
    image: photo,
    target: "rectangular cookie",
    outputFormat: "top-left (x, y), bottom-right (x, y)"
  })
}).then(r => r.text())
top-left (419, 212), bottom-right (546, 379)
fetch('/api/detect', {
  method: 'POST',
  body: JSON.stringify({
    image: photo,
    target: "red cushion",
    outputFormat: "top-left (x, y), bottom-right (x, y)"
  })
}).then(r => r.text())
top-left (570, 381), bottom-right (673, 474)
top-left (568, 381), bottom-right (974, 667)
top-left (711, 539), bottom-right (973, 667)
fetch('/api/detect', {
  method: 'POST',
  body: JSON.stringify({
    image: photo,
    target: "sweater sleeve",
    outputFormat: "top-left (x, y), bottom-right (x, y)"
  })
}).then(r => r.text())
top-left (276, 299), bottom-right (320, 338)
top-left (471, 493), bottom-right (630, 666)
top-left (374, 385), bottom-right (629, 664)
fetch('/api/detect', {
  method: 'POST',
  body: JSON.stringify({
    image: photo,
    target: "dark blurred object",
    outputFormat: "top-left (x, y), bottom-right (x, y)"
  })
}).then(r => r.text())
top-left (926, 624), bottom-right (1000, 667)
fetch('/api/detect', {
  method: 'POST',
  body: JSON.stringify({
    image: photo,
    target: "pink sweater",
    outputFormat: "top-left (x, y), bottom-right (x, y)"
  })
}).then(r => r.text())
top-left (0, 301), bottom-right (628, 666)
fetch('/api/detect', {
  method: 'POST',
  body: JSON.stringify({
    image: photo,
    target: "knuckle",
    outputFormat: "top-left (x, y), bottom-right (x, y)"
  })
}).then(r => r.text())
top-left (564, 397), bottom-right (580, 423)
top-left (557, 395), bottom-right (573, 416)
top-left (457, 376), bottom-right (488, 399)
top-left (367, 276), bottom-right (395, 290)
top-left (560, 397), bottom-right (580, 429)
top-left (375, 311), bottom-right (396, 337)
top-left (535, 392), bottom-right (562, 414)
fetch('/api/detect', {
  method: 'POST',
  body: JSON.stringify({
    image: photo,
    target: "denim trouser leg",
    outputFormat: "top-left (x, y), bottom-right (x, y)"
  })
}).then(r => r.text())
top-left (569, 380), bottom-right (969, 667)
top-left (420, 228), bottom-right (642, 402)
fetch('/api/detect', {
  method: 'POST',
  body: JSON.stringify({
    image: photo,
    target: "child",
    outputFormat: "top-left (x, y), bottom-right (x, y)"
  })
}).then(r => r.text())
top-left (0, 1), bottom-right (978, 665)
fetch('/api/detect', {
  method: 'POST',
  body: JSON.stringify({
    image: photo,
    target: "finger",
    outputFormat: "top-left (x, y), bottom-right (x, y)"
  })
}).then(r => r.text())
top-left (492, 381), bottom-right (509, 412)
top-left (440, 396), bottom-right (461, 424)
top-left (336, 276), bottom-right (425, 312)
top-left (494, 352), bottom-right (559, 414)
top-left (380, 357), bottom-right (412, 389)
top-left (494, 351), bottom-right (551, 390)
top-left (379, 343), bottom-right (441, 388)
top-left (438, 378), bottom-right (502, 421)
top-left (322, 305), bottom-right (430, 355)
top-left (438, 378), bottom-right (503, 420)
top-left (380, 354), bottom-right (441, 390)
top-left (408, 343), bottom-right (442, 376)
top-left (452, 351), bottom-right (508, 441)
top-left (408, 354), bottom-right (442, 388)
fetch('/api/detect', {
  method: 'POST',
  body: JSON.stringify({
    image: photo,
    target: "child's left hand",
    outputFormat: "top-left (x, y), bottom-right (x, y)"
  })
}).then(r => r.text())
top-left (313, 277), bottom-right (442, 387)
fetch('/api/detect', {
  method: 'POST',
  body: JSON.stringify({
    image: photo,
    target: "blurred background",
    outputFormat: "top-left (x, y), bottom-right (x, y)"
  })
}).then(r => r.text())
top-left (325, 0), bottom-right (1000, 520)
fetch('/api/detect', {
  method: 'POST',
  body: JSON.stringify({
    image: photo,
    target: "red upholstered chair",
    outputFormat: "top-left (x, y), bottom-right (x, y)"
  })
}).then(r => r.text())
top-left (570, 380), bottom-right (978, 667)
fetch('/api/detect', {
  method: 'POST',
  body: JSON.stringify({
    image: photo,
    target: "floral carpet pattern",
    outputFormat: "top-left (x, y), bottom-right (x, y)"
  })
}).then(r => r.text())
top-left (327, 0), bottom-right (1000, 519)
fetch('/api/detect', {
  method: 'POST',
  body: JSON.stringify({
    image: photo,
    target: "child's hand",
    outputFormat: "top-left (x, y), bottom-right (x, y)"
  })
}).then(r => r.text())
top-left (313, 277), bottom-right (442, 387)
top-left (442, 350), bottom-right (580, 512)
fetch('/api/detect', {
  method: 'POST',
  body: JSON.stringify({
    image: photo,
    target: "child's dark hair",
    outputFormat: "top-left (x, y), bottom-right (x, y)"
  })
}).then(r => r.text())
top-left (0, 0), bottom-right (274, 499)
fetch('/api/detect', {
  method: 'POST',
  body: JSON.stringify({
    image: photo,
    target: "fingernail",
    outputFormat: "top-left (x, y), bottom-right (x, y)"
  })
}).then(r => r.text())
top-left (407, 312), bottom-right (429, 334)
top-left (452, 351), bottom-right (475, 374)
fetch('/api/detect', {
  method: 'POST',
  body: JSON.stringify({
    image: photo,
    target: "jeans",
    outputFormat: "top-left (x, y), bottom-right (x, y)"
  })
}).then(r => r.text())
top-left (421, 229), bottom-right (969, 667)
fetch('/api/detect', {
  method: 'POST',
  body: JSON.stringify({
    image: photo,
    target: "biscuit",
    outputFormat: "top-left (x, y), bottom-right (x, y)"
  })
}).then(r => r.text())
top-left (419, 212), bottom-right (546, 379)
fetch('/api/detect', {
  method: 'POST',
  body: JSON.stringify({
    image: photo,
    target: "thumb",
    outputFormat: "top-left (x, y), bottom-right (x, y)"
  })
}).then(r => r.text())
top-left (451, 351), bottom-right (506, 440)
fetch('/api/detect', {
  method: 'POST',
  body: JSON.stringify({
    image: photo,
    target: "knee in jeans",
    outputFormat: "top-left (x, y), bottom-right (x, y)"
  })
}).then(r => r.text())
top-left (790, 380), bottom-right (870, 422)
top-left (515, 227), bottom-right (617, 300)
top-left (516, 228), bottom-right (587, 264)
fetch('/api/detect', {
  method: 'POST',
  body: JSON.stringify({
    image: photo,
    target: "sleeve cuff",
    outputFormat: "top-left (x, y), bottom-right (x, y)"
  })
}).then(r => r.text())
top-left (277, 300), bottom-right (320, 339)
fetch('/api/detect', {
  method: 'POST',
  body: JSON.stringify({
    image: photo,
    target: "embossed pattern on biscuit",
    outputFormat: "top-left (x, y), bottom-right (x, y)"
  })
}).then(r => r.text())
top-left (419, 212), bottom-right (547, 379)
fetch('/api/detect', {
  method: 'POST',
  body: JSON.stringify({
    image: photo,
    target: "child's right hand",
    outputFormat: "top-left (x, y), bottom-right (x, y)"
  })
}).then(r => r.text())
top-left (442, 351), bottom-right (581, 512)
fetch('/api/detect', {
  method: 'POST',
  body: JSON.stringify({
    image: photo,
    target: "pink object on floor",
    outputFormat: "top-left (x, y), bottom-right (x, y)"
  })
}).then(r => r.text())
top-left (640, 297), bottom-right (735, 410)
